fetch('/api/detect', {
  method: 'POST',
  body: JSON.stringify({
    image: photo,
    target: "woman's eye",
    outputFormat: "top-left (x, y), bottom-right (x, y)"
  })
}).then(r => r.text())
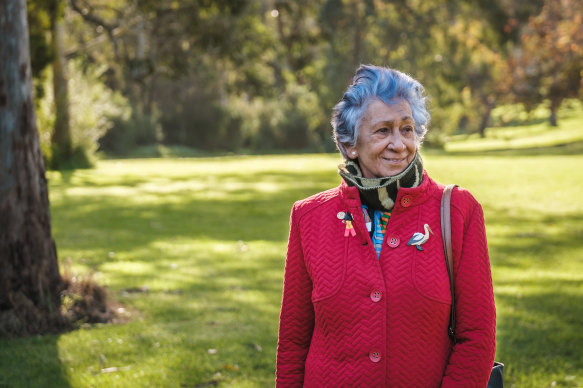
top-left (402, 126), bottom-right (414, 133)
top-left (377, 127), bottom-right (388, 133)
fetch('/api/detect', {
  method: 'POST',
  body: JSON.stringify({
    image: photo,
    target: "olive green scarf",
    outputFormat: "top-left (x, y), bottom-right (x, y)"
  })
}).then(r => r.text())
top-left (338, 152), bottom-right (424, 211)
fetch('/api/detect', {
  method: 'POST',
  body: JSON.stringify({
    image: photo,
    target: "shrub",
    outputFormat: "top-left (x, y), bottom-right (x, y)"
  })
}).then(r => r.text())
top-left (35, 59), bottom-right (130, 168)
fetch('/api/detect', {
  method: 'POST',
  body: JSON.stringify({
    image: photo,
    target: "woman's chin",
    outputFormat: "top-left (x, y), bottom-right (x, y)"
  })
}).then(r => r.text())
top-left (379, 162), bottom-right (407, 176)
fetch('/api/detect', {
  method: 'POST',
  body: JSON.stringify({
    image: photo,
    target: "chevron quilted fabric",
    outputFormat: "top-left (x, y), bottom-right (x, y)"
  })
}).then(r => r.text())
top-left (276, 171), bottom-right (496, 387)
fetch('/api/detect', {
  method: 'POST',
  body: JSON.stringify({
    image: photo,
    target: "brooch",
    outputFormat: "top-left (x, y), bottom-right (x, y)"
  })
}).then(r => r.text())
top-left (339, 212), bottom-right (356, 237)
top-left (407, 224), bottom-right (433, 251)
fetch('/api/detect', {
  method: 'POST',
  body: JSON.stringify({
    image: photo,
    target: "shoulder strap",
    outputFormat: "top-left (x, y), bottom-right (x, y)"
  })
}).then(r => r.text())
top-left (441, 184), bottom-right (458, 339)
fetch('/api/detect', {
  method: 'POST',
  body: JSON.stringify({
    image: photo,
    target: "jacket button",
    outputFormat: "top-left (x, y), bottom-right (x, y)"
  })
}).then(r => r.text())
top-left (369, 351), bottom-right (381, 363)
top-left (387, 236), bottom-right (400, 248)
top-left (370, 290), bottom-right (382, 302)
top-left (400, 195), bottom-right (412, 207)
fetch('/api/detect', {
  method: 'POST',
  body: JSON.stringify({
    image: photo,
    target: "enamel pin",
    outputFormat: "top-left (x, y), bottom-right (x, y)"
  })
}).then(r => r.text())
top-left (343, 212), bottom-right (356, 237)
top-left (407, 224), bottom-right (433, 251)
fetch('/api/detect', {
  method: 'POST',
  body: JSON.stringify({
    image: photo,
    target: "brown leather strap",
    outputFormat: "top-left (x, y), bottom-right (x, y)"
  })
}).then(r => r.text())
top-left (441, 184), bottom-right (458, 340)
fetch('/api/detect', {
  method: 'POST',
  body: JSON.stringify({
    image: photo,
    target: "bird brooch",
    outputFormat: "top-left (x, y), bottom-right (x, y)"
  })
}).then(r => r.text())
top-left (407, 224), bottom-right (433, 251)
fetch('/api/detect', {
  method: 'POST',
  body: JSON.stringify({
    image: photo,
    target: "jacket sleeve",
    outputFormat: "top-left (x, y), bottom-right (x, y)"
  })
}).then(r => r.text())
top-left (441, 201), bottom-right (496, 388)
top-left (276, 203), bottom-right (315, 387)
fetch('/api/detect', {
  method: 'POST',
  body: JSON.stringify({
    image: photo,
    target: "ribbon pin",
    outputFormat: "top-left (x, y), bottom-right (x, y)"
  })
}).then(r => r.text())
top-left (407, 223), bottom-right (433, 251)
top-left (343, 212), bottom-right (356, 237)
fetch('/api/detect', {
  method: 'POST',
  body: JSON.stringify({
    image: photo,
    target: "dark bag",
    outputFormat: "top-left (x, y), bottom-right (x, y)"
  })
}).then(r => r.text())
top-left (488, 362), bottom-right (505, 388)
top-left (441, 184), bottom-right (504, 388)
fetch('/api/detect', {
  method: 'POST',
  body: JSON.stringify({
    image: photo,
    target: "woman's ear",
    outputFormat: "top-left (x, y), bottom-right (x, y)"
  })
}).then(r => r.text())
top-left (344, 144), bottom-right (358, 159)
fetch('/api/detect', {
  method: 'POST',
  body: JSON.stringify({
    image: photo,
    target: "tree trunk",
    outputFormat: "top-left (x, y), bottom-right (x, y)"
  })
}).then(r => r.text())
top-left (549, 109), bottom-right (557, 126)
top-left (478, 102), bottom-right (494, 138)
top-left (50, 0), bottom-right (72, 167)
top-left (549, 98), bottom-right (561, 127)
top-left (0, 0), bottom-right (64, 337)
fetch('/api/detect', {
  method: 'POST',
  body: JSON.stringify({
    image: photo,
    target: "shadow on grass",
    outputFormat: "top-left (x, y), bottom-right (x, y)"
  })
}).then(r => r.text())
top-left (0, 335), bottom-right (71, 387)
top-left (496, 278), bottom-right (583, 386)
top-left (484, 209), bottom-right (583, 269)
top-left (43, 167), bottom-right (342, 385)
top-left (487, 210), bottom-right (583, 386)
top-left (50, 169), bottom-right (340, 257)
top-left (87, 242), bottom-right (287, 386)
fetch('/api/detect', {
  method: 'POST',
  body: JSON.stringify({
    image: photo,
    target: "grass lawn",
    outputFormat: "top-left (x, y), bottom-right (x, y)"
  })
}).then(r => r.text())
top-left (0, 150), bottom-right (582, 387)
top-left (445, 99), bottom-right (583, 153)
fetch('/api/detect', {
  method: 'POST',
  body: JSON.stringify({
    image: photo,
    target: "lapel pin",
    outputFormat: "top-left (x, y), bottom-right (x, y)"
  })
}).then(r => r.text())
top-left (407, 224), bottom-right (433, 251)
top-left (337, 211), bottom-right (346, 220)
top-left (343, 212), bottom-right (356, 237)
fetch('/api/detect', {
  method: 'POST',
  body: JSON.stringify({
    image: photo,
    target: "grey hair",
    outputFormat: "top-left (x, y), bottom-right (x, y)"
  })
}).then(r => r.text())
top-left (331, 64), bottom-right (430, 159)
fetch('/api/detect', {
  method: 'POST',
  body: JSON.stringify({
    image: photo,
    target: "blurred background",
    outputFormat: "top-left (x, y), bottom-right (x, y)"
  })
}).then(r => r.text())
top-left (29, 0), bottom-right (582, 167)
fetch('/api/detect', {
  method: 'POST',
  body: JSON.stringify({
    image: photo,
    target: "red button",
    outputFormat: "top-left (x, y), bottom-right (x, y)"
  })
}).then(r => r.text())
top-left (387, 236), bottom-right (400, 248)
top-left (370, 290), bottom-right (382, 302)
top-left (400, 195), bottom-right (412, 207)
top-left (369, 351), bottom-right (381, 363)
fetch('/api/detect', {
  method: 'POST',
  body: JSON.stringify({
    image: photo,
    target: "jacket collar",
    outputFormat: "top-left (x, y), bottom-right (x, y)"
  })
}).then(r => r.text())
top-left (340, 170), bottom-right (436, 210)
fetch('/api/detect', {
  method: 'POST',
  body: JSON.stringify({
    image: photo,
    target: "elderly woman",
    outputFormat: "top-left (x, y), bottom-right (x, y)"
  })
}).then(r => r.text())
top-left (276, 65), bottom-right (496, 387)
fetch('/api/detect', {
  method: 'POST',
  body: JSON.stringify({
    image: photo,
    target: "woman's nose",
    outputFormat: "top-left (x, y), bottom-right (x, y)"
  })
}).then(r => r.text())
top-left (388, 133), bottom-right (405, 151)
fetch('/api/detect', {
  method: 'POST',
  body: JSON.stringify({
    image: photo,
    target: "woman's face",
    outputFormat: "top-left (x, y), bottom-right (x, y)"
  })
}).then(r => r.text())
top-left (345, 99), bottom-right (417, 178)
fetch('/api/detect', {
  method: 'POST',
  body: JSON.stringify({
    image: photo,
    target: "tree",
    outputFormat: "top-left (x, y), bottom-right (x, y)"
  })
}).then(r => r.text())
top-left (27, 0), bottom-right (54, 97)
top-left (67, 0), bottom-right (252, 151)
top-left (437, 6), bottom-right (511, 137)
top-left (49, 0), bottom-right (73, 167)
top-left (510, 0), bottom-right (583, 125)
top-left (0, 0), bottom-right (64, 336)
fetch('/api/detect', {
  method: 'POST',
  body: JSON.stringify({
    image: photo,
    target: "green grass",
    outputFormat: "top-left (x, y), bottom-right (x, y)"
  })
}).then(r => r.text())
top-left (0, 150), bottom-right (582, 387)
top-left (445, 99), bottom-right (583, 153)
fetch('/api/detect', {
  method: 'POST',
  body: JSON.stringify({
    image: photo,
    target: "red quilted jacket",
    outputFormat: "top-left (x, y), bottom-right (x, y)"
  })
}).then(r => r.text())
top-left (276, 171), bottom-right (496, 387)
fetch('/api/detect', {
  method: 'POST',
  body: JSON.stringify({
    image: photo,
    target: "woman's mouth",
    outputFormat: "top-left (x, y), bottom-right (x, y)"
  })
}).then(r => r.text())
top-left (382, 157), bottom-right (405, 163)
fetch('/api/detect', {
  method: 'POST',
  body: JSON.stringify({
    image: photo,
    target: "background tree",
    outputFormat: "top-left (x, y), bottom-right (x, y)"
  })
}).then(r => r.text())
top-left (27, 0), bottom-right (54, 99)
top-left (49, 0), bottom-right (73, 168)
top-left (510, 0), bottom-right (583, 125)
top-left (0, 0), bottom-right (64, 336)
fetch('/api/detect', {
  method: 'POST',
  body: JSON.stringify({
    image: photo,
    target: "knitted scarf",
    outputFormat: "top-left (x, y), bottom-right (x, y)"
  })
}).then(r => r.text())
top-left (339, 152), bottom-right (424, 212)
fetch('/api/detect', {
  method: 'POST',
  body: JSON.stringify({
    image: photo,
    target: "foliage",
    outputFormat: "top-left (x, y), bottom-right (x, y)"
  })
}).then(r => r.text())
top-left (26, 0), bottom-right (582, 157)
top-left (509, 0), bottom-right (583, 125)
top-left (36, 59), bottom-right (131, 167)
top-left (229, 83), bottom-right (330, 151)
top-left (68, 61), bottom-right (131, 160)
top-left (99, 111), bottom-right (161, 156)
top-left (27, 0), bottom-right (53, 100)
top-left (464, 0), bottom-right (545, 45)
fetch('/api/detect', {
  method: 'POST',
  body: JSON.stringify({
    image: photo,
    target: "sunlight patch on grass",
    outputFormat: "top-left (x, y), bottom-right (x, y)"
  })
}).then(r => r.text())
top-left (100, 261), bottom-right (157, 277)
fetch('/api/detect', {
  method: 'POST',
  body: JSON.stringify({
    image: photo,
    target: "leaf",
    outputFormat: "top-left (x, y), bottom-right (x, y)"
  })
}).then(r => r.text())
top-left (223, 364), bottom-right (239, 371)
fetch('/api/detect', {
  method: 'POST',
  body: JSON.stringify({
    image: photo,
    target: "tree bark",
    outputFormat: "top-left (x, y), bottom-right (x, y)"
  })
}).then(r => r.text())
top-left (549, 97), bottom-right (561, 127)
top-left (0, 0), bottom-right (64, 336)
top-left (478, 101), bottom-right (495, 138)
